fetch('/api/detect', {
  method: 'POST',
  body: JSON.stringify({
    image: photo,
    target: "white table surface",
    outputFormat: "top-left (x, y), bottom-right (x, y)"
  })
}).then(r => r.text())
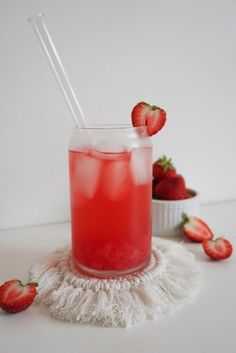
top-left (1, 201), bottom-right (236, 353)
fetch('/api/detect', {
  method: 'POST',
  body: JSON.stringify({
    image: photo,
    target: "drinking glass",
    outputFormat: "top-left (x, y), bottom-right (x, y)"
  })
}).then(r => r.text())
top-left (69, 125), bottom-right (152, 277)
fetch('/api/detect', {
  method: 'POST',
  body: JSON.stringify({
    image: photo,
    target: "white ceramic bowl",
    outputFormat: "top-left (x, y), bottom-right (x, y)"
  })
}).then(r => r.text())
top-left (152, 189), bottom-right (200, 237)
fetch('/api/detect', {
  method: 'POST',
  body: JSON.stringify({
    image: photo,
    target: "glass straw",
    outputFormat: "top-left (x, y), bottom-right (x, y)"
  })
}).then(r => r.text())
top-left (28, 13), bottom-right (87, 128)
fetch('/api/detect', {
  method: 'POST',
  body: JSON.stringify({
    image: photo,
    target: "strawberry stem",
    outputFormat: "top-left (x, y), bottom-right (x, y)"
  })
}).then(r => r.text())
top-left (179, 213), bottom-right (190, 233)
top-left (213, 237), bottom-right (224, 242)
top-left (150, 105), bottom-right (160, 110)
top-left (181, 212), bottom-right (189, 224)
top-left (26, 282), bottom-right (38, 287)
top-left (157, 155), bottom-right (175, 172)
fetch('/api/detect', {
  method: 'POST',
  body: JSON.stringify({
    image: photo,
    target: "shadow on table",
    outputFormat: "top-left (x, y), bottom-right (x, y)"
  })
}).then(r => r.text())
top-left (0, 247), bottom-right (47, 280)
top-left (155, 235), bottom-right (212, 263)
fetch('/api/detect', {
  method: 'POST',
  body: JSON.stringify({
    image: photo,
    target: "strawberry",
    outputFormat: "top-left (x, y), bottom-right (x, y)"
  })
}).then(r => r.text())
top-left (154, 174), bottom-right (187, 200)
top-left (153, 155), bottom-right (176, 182)
top-left (0, 279), bottom-right (38, 313)
top-left (131, 102), bottom-right (166, 136)
top-left (152, 178), bottom-right (158, 198)
top-left (202, 238), bottom-right (233, 260)
top-left (182, 213), bottom-right (213, 242)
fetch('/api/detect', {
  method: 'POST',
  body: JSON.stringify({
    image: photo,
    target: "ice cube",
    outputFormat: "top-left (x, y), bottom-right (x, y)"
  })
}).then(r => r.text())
top-left (75, 154), bottom-right (102, 199)
top-left (90, 149), bottom-right (131, 162)
top-left (130, 148), bottom-right (152, 185)
top-left (103, 160), bottom-right (130, 200)
top-left (91, 141), bottom-right (129, 161)
top-left (94, 141), bottom-right (126, 153)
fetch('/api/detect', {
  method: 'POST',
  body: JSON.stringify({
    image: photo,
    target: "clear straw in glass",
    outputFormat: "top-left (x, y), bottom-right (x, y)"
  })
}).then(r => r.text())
top-left (28, 13), bottom-right (88, 129)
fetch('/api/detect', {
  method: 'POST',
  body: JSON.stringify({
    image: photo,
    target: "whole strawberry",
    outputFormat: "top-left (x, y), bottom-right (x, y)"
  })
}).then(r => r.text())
top-left (154, 174), bottom-right (187, 200)
top-left (152, 179), bottom-right (157, 198)
top-left (153, 155), bottom-right (176, 182)
top-left (131, 102), bottom-right (167, 136)
top-left (0, 279), bottom-right (38, 313)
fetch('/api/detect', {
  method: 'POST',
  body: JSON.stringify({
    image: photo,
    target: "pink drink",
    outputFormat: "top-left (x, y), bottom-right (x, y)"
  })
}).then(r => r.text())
top-left (69, 146), bottom-right (152, 276)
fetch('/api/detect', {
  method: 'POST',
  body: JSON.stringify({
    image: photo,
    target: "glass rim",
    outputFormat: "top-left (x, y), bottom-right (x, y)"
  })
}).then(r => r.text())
top-left (73, 124), bottom-right (147, 131)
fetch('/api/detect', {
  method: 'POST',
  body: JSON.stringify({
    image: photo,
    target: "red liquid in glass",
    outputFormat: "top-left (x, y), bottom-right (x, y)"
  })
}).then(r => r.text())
top-left (69, 147), bottom-right (152, 275)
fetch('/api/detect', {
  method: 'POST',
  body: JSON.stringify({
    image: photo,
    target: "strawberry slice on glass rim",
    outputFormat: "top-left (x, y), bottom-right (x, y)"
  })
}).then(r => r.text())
top-left (131, 102), bottom-right (167, 136)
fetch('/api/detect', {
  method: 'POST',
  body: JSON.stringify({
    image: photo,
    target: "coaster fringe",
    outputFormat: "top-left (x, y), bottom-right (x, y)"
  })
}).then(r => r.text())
top-left (30, 239), bottom-right (201, 327)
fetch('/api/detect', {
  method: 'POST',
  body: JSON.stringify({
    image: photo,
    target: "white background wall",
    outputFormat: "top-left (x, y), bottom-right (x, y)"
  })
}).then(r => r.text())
top-left (1, 0), bottom-right (236, 229)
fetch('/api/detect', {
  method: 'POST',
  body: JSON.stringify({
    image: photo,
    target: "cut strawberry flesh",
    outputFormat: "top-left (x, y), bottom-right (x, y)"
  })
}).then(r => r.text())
top-left (146, 110), bottom-right (165, 136)
top-left (214, 240), bottom-right (227, 253)
top-left (0, 280), bottom-right (38, 313)
top-left (186, 219), bottom-right (210, 237)
top-left (3, 285), bottom-right (26, 303)
top-left (203, 238), bottom-right (233, 260)
top-left (131, 102), bottom-right (150, 127)
top-left (184, 217), bottom-right (213, 242)
top-left (1, 285), bottom-right (35, 303)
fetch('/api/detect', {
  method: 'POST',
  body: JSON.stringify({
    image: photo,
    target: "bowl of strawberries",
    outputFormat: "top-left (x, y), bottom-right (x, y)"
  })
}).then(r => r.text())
top-left (152, 155), bottom-right (199, 237)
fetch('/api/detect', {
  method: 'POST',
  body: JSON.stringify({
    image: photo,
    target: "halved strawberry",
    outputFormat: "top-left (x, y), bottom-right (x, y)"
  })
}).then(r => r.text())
top-left (131, 102), bottom-right (166, 136)
top-left (202, 238), bottom-right (233, 260)
top-left (0, 279), bottom-right (38, 313)
top-left (182, 213), bottom-right (213, 242)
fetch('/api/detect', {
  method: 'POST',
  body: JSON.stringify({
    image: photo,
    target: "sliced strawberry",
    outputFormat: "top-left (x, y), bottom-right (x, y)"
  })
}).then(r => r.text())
top-left (0, 279), bottom-right (38, 313)
top-left (146, 109), bottom-right (166, 136)
top-left (131, 102), bottom-right (150, 126)
top-left (154, 174), bottom-right (187, 200)
top-left (153, 155), bottom-right (176, 181)
top-left (202, 238), bottom-right (233, 260)
top-left (182, 213), bottom-right (213, 242)
top-left (131, 102), bottom-right (166, 136)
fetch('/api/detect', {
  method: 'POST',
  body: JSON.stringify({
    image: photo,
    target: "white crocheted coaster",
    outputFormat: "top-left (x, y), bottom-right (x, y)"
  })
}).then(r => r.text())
top-left (30, 238), bottom-right (201, 327)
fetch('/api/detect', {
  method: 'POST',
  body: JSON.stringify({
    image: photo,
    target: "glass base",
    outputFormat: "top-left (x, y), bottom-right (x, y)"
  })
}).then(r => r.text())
top-left (73, 257), bottom-right (151, 278)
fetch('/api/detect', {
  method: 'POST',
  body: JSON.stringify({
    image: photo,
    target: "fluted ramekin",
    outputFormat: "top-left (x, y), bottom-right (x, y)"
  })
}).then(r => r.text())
top-left (152, 189), bottom-right (199, 237)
